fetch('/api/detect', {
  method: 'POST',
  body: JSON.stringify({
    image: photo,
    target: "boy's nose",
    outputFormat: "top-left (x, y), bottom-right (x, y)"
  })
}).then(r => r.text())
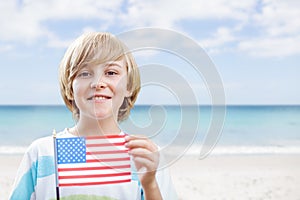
top-left (90, 77), bottom-right (108, 89)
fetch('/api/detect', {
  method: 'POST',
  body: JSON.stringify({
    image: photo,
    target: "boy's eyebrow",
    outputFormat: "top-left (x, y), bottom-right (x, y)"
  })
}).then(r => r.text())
top-left (78, 61), bottom-right (123, 70)
top-left (78, 62), bottom-right (90, 69)
top-left (106, 61), bottom-right (123, 68)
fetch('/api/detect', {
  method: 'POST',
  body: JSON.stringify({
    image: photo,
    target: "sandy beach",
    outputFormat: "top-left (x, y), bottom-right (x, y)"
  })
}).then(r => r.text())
top-left (0, 155), bottom-right (23, 200)
top-left (2, 154), bottom-right (300, 200)
top-left (170, 154), bottom-right (300, 200)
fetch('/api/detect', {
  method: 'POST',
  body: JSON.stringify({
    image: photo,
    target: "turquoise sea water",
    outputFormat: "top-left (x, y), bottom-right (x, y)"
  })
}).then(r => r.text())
top-left (0, 105), bottom-right (300, 155)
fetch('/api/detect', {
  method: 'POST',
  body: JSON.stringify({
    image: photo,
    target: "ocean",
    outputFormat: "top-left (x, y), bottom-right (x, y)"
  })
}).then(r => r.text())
top-left (1, 105), bottom-right (300, 156)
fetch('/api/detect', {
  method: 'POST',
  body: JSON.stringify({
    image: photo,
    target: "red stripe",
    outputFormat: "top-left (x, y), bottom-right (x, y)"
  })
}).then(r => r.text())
top-left (59, 172), bottom-right (131, 179)
top-left (58, 164), bottom-right (131, 172)
top-left (59, 179), bottom-right (131, 187)
top-left (87, 157), bottom-right (130, 163)
top-left (86, 142), bottom-right (126, 147)
top-left (86, 150), bottom-right (128, 155)
top-left (86, 135), bottom-right (125, 140)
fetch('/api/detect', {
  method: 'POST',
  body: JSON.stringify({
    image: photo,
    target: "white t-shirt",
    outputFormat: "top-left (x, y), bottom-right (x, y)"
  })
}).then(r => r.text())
top-left (9, 129), bottom-right (177, 200)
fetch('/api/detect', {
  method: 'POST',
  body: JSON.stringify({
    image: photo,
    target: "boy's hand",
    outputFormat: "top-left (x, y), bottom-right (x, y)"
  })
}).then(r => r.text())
top-left (125, 135), bottom-right (160, 189)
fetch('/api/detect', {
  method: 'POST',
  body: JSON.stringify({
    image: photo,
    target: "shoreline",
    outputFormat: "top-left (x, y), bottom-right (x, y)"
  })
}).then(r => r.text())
top-left (2, 154), bottom-right (300, 199)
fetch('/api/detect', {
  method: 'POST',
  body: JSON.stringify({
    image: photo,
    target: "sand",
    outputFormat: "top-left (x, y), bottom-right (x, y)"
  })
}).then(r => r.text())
top-left (170, 154), bottom-right (300, 200)
top-left (2, 154), bottom-right (300, 200)
top-left (0, 155), bottom-right (23, 200)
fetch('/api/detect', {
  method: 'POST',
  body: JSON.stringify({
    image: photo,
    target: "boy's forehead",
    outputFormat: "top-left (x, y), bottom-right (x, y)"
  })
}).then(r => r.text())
top-left (78, 58), bottom-right (126, 70)
top-left (90, 49), bottom-right (126, 63)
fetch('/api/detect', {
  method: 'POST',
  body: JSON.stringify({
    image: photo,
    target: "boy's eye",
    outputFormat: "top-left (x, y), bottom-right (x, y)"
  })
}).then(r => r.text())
top-left (77, 71), bottom-right (92, 78)
top-left (105, 71), bottom-right (118, 76)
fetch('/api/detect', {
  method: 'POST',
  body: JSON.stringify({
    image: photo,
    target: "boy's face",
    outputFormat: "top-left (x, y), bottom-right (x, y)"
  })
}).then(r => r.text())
top-left (72, 58), bottom-right (130, 121)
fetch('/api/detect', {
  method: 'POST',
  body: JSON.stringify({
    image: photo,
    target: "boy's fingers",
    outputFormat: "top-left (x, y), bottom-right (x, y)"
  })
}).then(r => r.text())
top-left (133, 156), bottom-right (157, 172)
top-left (125, 139), bottom-right (157, 152)
top-left (129, 147), bottom-right (156, 159)
top-left (125, 135), bottom-right (147, 141)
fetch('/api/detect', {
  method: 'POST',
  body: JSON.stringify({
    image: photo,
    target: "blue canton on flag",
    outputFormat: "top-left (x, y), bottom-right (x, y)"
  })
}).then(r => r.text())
top-left (56, 137), bottom-right (86, 164)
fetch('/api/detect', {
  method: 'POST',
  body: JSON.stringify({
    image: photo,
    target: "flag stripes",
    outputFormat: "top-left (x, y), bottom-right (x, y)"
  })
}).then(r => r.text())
top-left (55, 134), bottom-right (131, 187)
top-left (59, 172), bottom-right (131, 179)
top-left (58, 164), bottom-right (131, 172)
top-left (59, 179), bottom-right (132, 187)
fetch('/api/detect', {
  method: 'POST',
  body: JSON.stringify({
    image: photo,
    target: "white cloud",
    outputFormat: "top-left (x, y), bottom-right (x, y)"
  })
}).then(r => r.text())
top-left (253, 0), bottom-right (300, 37)
top-left (1, 0), bottom-right (256, 42)
top-left (197, 0), bottom-right (300, 57)
top-left (20, 0), bottom-right (121, 20)
top-left (236, 0), bottom-right (300, 57)
top-left (0, 0), bottom-right (122, 42)
top-left (0, 1), bottom-right (46, 42)
top-left (238, 36), bottom-right (300, 57)
top-left (46, 34), bottom-right (74, 49)
top-left (1, 0), bottom-right (300, 58)
top-left (0, 44), bottom-right (14, 52)
top-left (199, 27), bottom-right (238, 54)
top-left (122, 0), bottom-right (256, 27)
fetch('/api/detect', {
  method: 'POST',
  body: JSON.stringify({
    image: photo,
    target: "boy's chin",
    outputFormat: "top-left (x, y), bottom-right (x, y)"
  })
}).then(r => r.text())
top-left (92, 112), bottom-right (117, 121)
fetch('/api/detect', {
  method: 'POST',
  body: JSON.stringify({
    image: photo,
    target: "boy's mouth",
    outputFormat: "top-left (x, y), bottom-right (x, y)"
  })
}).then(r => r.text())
top-left (87, 94), bottom-right (112, 101)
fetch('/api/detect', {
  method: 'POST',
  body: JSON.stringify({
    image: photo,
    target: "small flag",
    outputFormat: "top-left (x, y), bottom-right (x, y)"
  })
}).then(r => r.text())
top-left (55, 134), bottom-right (131, 187)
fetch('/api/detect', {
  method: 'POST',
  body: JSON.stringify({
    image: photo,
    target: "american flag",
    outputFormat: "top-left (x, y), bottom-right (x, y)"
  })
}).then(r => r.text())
top-left (55, 134), bottom-right (131, 187)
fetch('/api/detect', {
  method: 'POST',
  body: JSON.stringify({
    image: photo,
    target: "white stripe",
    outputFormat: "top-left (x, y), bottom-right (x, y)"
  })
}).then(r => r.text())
top-left (58, 161), bottom-right (130, 168)
top-left (86, 153), bottom-right (129, 160)
top-left (58, 160), bottom-right (130, 168)
top-left (86, 146), bottom-right (128, 152)
top-left (86, 137), bottom-right (125, 145)
top-left (59, 175), bottom-right (132, 185)
top-left (59, 168), bottom-right (131, 176)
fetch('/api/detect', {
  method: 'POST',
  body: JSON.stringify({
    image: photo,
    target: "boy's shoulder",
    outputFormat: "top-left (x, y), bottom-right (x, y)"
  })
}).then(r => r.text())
top-left (26, 129), bottom-right (71, 156)
top-left (32, 129), bottom-right (71, 142)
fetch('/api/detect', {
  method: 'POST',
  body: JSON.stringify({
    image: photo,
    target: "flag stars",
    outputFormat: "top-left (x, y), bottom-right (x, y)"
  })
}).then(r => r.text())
top-left (56, 137), bottom-right (86, 164)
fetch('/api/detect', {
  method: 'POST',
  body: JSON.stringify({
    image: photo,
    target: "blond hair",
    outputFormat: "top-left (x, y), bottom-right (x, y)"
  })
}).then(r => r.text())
top-left (59, 32), bottom-right (140, 121)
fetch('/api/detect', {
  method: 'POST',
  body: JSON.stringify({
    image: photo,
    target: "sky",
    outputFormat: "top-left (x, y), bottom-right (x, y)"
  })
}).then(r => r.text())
top-left (0, 0), bottom-right (299, 105)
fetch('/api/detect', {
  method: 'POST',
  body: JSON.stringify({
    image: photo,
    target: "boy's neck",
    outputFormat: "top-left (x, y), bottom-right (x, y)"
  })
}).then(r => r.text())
top-left (70, 117), bottom-right (121, 136)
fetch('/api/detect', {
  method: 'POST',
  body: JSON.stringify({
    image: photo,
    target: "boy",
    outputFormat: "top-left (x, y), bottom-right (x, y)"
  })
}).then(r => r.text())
top-left (10, 32), bottom-right (177, 199)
